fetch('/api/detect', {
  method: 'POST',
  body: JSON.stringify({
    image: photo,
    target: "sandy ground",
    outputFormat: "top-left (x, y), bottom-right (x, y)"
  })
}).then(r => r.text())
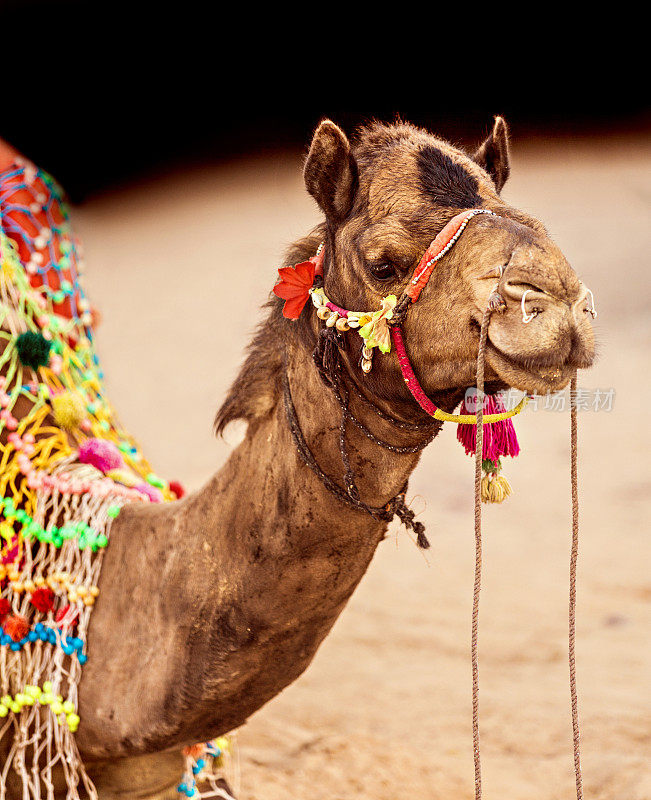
top-left (74, 133), bottom-right (650, 800)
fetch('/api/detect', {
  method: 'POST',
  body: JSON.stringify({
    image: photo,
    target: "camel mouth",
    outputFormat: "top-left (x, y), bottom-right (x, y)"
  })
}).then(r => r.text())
top-left (485, 338), bottom-right (579, 394)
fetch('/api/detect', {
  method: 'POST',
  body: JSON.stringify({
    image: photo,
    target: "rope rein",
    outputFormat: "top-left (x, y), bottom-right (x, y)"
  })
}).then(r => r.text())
top-left (569, 375), bottom-right (584, 800)
top-left (471, 305), bottom-right (584, 799)
top-left (472, 305), bottom-right (491, 799)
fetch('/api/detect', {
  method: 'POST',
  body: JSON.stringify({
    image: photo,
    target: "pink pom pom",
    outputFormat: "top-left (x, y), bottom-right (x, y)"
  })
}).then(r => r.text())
top-left (134, 483), bottom-right (163, 503)
top-left (78, 438), bottom-right (123, 473)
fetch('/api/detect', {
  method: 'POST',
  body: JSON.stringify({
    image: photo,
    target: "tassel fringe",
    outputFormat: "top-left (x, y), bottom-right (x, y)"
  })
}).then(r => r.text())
top-left (457, 391), bottom-right (521, 503)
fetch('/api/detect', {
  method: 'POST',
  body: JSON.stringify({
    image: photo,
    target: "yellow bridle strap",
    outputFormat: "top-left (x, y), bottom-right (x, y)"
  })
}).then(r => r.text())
top-left (433, 395), bottom-right (528, 424)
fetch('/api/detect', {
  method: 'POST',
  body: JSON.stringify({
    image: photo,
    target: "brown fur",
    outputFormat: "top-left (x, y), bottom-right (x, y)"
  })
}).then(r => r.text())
top-left (1, 119), bottom-right (595, 798)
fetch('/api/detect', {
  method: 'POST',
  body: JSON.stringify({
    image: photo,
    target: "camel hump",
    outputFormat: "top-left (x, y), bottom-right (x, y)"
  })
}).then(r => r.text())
top-left (0, 138), bottom-right (22, 172)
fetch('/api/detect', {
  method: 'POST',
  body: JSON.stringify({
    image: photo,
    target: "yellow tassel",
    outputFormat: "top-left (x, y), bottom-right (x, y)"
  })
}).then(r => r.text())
top-left (481, 473), bottom-right (512, 503)
top-left (51, 391), bottom-right (86, 430)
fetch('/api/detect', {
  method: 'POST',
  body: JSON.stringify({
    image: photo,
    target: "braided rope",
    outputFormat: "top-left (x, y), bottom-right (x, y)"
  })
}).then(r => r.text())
top-left (471, 306), bottom-right (490, 799)
top-left (569, 375), bottom-right (584, 800)
top-left (470, 307), bottom-right (585, 799)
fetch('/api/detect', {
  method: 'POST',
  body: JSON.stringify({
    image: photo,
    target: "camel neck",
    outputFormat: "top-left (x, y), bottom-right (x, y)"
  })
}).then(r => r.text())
top-left (76, 336), bottom-right (439, 760)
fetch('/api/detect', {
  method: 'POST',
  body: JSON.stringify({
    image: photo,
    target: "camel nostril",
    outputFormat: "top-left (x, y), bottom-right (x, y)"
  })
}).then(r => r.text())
top-left (501, 280), bottom-right (548, 322)
top-left (501, 280), bottom-right (548, 302)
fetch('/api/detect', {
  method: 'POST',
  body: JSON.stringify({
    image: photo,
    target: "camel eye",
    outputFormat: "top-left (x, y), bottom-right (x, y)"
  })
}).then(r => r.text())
top-left (369, 262), bottom-right (397, 281)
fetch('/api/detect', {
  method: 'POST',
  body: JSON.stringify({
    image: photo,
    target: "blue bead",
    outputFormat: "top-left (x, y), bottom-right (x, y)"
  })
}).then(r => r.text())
top-left (28, 631), bottom-right (38, 642)
top-left (62, 645), bottom-right (75, 655)
top-left (35, 623), bottom-right (44, 633)
top-left (19, 637), bottom-right (28, 646)
top-left (40, 630), bottom-right (48, 641)
top-left (78, 654), bottom-right (88, 665)
top-left (1, 634), bottom-right (10, 646)
top-left (177, 784), bottom-right (186, 793)
top-left (10, 642), bottom-right (21, 651)
top-left (73, 637), bottom-right (83, 650)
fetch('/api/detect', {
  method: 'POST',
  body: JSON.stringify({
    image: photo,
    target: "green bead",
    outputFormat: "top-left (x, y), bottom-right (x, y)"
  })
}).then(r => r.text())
top-left (107, 505), bottom-right (121, 519)
top-left (146, 473), bottom-right (166, 489)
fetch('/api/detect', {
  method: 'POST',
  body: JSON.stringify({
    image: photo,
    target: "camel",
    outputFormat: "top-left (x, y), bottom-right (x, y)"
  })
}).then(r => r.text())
top-left (0, 117), bottom-right (595, 799)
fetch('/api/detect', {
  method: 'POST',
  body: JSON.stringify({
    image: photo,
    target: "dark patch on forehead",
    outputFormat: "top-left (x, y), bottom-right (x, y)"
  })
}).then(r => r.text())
top-left (416, 146), bottom-right (482, 209)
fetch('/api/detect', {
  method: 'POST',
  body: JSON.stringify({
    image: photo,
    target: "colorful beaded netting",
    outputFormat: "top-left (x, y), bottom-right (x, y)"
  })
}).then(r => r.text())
top-left (0, 156), bottom-right (234, 798)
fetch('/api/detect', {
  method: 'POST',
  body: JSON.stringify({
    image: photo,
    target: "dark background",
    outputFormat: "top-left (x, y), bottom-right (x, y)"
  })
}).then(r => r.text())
top-left (1, 0), bottom-right (647, 201)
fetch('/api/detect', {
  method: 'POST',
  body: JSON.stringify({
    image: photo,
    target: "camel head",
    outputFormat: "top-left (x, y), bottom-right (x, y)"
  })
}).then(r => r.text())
top-left (303, 119), bottom-right (596, 403)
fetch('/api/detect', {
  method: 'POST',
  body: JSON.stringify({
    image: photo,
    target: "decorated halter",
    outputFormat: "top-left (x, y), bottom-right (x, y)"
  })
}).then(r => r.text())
top-left (274, 208), bottom-right (527, 502)
top-left (276, 206), bottom-right (590, 800)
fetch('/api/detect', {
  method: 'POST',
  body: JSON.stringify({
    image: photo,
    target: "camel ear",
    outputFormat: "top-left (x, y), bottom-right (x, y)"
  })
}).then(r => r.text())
top-left (304, 120), bottom-right (357, 222)
top-left (473, 116), bottom-right (510, 193)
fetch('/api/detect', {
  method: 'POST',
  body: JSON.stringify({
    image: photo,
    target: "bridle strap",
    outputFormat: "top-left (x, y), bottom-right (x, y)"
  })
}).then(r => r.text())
top-left (404, 209), bottom-right (497, 304)
top-left (391, 326), bottom-right (528, 423)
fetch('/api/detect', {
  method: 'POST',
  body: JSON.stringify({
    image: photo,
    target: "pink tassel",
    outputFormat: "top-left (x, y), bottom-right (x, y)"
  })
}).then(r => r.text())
top-left (456, 392), bottom-right (520, 460)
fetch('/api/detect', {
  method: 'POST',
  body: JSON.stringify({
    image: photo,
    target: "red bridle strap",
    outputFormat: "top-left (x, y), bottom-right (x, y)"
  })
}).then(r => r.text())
top-left (391, 325), bottom-right (528, 423)
top-left (405, 209), bottom-right (496, 304)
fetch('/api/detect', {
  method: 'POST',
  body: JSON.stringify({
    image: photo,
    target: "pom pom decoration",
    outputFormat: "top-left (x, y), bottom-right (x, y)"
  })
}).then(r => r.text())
top-left (15, 331), bottom-right (52, 370)
top-left (52, 391), bottom-right (87, 430)
top-left (134, 483), bottom-right (163, 503)
top-left (480, 460), bottom-right (513, 503)
top-left (0, 598), bottom-right (11, 621)
top-left (168, 480), bottom-right (186, 499)
top-left (3, 614), bottom-right (30, 642)
top-left (456, 392), bottom-right (520, 503)
top-left (78, 438), bottom-right (123, 473)
top-left (30, 587), bottom-right (55, 613)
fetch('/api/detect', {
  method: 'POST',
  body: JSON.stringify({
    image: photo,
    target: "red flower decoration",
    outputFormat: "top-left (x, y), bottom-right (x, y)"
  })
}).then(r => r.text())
top-left (30, 587), bottom-right (55, 613)
top-left (273, 260), bottom-right (316, 320)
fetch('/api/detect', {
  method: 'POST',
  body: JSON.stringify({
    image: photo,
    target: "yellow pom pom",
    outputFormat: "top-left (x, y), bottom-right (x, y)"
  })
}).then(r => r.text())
top-left (52, 392), bottom-right (86, 430)
top-left (481, 473), bottom-right (513, 504)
